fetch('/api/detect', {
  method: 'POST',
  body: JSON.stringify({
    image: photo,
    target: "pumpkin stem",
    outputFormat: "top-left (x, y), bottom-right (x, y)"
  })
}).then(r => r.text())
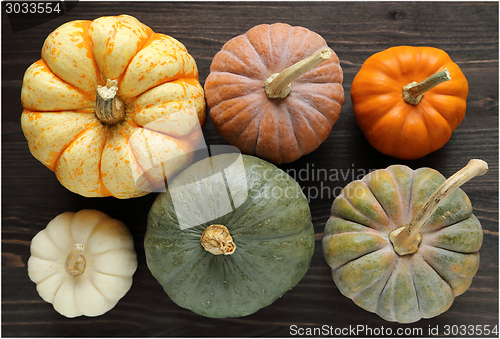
top-left (402, 68), bottom-right (451, 105)
top-left (264, 48), bottom-right (332, 99)
top-left (200, 224), bottom-right (236, 255)
top-left (95, 79), bottom-right (126, 124)
top-left (389, 159), bottom-right (488, 256)
top-left (65, 243), bottom-right (86, 276)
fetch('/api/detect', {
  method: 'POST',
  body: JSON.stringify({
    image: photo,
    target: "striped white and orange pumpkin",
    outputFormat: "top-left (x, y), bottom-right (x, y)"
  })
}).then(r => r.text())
top-left (21, 15), bottom-right (206, 198)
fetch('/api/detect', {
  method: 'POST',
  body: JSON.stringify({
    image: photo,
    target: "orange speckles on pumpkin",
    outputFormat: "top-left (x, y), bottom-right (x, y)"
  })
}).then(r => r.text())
top-left (69, 32), bottom-right (82, 43)
top-left (28, 113), bottom-right (43, 121)
top-left (106, 41), bottom-right (116, 56)
top-left (75, 41), bottom-right (86, 50)
top-left (21, 15), bottom-right (205, 199)
top-left (450, 264), bottom-right (462, 273)
top-left (45, 150), bottom-right (62, 170)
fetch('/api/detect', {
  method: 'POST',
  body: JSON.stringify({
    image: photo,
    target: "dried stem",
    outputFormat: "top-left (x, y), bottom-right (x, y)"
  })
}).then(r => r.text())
top-left (403, 68), bottom-right (451, 105)
top-left (95, 79), bottom-right (125, 124)
top-left (264, 48), bottom-right (332, 99)
top-left (201, 224), bottom-right (236, 255)
top-left (65, 243), bottom-right (86, 276)
top-left (390, 159), bottom-right (488, 256)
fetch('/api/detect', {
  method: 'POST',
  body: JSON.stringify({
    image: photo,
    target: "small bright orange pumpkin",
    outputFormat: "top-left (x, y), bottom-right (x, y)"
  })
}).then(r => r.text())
top-left (21, 15), bottom-right (206, 198)
top-left (351, 46), bottom-right (468, 160)
top-left (205, 23), bottom-right (344, 165)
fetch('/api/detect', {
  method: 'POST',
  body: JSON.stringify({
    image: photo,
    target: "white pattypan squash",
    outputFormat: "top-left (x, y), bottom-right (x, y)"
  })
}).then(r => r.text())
top-left (27, 209), bottom-right (137, 318)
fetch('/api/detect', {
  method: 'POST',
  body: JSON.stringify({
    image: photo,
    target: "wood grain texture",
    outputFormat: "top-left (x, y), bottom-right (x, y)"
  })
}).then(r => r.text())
top-left (2, 1), bottom-right (498, 337)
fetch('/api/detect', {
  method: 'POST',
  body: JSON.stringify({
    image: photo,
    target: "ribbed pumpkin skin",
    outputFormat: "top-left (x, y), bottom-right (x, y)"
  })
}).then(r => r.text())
top-left (28, 210), bottom-right (137, 318)
top-left (145, 154), bottom-right (315, 318)
top-left (205, 23), bottom-right (344, 165)
top-left (21, 15), bottom-right (206, 198)
top-left (322, 165), bottom-right (483, 323)
top-left (351, 46), bottom-right (468, 160)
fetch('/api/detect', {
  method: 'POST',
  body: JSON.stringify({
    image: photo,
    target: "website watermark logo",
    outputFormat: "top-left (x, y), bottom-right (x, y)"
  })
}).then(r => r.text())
top-left (127, 110), bottom-right (247, 229)
top-left (126, 108), bottom-right (379, 229)
top-left (168, 146), bottom-right (248, 230)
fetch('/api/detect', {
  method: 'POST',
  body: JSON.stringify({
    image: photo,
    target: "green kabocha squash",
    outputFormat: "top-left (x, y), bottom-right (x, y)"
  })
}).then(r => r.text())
top-left (323, 159), bottom-right (488, 323)
top-left (145, 153), bottom-right (315, 318)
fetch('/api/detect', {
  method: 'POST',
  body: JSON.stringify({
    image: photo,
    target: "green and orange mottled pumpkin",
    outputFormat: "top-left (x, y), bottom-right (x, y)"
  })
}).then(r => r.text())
top-left (323, 160), bottom-right (487, 323)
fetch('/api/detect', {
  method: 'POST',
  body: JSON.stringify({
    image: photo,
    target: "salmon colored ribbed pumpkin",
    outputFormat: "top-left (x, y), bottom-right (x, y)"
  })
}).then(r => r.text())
top-left (205, 23), bottom-right (344, 165)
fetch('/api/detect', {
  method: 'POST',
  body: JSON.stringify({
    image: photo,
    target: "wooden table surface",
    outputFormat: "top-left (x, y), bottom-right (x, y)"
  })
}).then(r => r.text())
top-left (2, 1), bottom-right (498, 337)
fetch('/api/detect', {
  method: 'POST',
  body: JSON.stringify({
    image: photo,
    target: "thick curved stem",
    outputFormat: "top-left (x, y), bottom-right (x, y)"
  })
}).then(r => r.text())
top-left (402, 68), bottom-right (451, 105)
top-left (201, 224), bottom-right (236, 255)
top-left (95, 79), bottom-right (125, 124)
top-left (264, 48), bottom-right (332, 99)
top-left (390, 159), bottom-right (488, 256)
top-left (65, 243), bottom-right (86, 276)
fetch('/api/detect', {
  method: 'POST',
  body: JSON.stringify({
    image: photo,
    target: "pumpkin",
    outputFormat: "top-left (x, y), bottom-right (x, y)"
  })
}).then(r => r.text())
top-left (351, 46), bottom-right (468, 160)
top-left (144, 153), bottom-right (315, 318)
top-left (21, 14), bottom-right (206, 198)
top-left (27, 209), bottom-right (137, 318)
top-left (322, 159), bottom-right (488, 323)
top-left (204, 23), bottom-right (344, 165)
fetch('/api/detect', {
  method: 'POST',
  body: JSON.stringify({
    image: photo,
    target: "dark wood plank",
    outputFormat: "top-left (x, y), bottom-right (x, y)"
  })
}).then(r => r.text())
top-left (2, 1), bottom-right (498, 337)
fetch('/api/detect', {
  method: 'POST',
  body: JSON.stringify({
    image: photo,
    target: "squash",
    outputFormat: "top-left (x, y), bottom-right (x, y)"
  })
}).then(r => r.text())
top-left (21, 14), bottom-right (206, 198)
top-left (204, 23), bottom-right (344, 165)
top-left (144, 153), bottom-right (315, 317)
top-left (322, 159), bottom-right (487, 323)
top-left (351, 46), bottom-right (468, 160)
top-left (27, 209), bottom-right (137, 318)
